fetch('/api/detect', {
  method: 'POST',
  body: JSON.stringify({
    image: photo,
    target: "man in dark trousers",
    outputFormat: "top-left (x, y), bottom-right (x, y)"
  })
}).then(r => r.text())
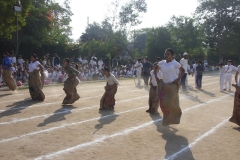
top-left (53, 53), bottom-right (60, 67)
top-left (142, 57), bottom-right (152, 87)
top-left (196, 61), bottom-right (204, 89)
top-left (180, 52), bottom-right (189, 93)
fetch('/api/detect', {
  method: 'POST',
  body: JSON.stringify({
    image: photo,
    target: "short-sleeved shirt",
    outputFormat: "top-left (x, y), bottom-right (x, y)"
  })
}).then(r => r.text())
top-left (180, 58), bottom-right (188, 73)
top-left (142, 62), bottom-right (152, 73)
top-left (28, 61), bottom-right (40, 72)
top-left (150, 70), bottom-right (162, 86)
top-left (105, 73), bottom-right (119, 85)
top-left (2, 57), bottom-right (12, 69)
top-left (196, 65), bottom-right (204, 75)
top-left (134, 62), bottom-right (143, 72)
top-left (158, 60), bottom-right (181, 84)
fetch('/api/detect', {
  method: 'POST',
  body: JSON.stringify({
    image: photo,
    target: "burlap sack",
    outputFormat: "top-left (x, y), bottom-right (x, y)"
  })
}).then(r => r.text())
top-left (159, 81), bottom-right (182, 126)
top-left (229, 85), bottom-right (240, 126)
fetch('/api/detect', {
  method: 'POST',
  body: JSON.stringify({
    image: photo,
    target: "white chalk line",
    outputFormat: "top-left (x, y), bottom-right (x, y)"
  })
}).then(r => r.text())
top-left (0, 85), bottom-right (222, 125)
top-left (0, 86), bottom-right (128, 104)
top-left (0, 77), bottom-right (221, 111)
top-left (33, 94), bottom-right (233, 160)
top-left (0, 94), bottom-right (148, 125)
top-left (0, 94), bottom-right (197, 143)
top-left (0, 89), bottom-right (146, 112)
top-left (0, 76), bottom-right (217, 98)
top-left (166, 118), bottom-right (230, 160)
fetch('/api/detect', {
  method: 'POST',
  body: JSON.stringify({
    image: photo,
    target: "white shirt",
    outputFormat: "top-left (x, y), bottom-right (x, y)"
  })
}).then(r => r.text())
top-left (150, 70), bottom-right (162, 86)
top-left (10, 57), bottom-right (16, 63)
top-left (82, 59), bottom-right (88, 65)
top-left (158, 60), bottom-right (181, 84)
top-left (134, 62), bottom-right (143, 72)
top-left (18, 59), bottom-right (24, 66)
top-left (193, 63), bottom-right (198, 75)
top-left (98, 60), bottom-right (103, 69)
top-left (224, 65), bottom-right (237, 74)
top-left (28, 61), bottom-right (40, 72)
top-left (105, 74), bottom-right (119, 85)
top-left (90, 60), bottom-right (96, 66)
top-left (219, 66), bottom-right (227, 75)
top-left (180, 58), bottom-right (188, 73)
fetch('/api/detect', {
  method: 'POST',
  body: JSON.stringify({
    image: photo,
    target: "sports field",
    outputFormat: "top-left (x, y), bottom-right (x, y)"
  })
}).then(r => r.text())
top-left (0, 73), bottom-right (239, 160)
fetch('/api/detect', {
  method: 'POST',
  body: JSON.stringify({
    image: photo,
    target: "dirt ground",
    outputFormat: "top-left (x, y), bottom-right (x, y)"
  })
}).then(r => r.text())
top-left (0, 73), bottom-right (239, 160)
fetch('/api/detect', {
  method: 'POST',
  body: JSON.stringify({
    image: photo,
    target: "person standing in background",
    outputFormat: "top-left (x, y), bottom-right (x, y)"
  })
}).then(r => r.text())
top-left (98, 58), bottom-right (104, 70)
top-left (223, 60), bottom-right (237, 91)
top-left (180, 52), bottom-right (189, 93)
top-left (196, 61), bottom-right (204, 89)
top-left (192, 59), bottom-right (198, 88)
top-left (219, 63), bottom-right (227, 92)
top-left (112, 56), bottom-right (118, 69)
top-left (10, 52), bottom-right (16, 64)
top-left (142, 57), bottom-right (152, 87)
top-left (134, 58), bottom-right (143, 86)
top-left (53, 53), bottom-right (60, 67)
top-left (17, 55), bottom-right (24, 67)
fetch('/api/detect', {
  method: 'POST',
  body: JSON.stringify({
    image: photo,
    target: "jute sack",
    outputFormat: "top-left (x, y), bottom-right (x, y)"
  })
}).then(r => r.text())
top-left (229, 84), bottom-right (240, 126)
top-left (159, 81), bottom-right (182, 126)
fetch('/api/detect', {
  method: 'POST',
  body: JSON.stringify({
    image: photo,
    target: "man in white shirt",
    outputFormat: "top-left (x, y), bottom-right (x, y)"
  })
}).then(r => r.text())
top-left (10, 53), bottom-right (16, 64)
top-left (134, 59), bottom-right (143, 86)
top-left (17, 55), bottom-right (24, 67)
top-left (180, 52), bottom-right (189, 92)
top-left (82, 57), bottom-right (88, 65)
top-left (78, 55), bottom-right (82, 64)
top-left (89, 58), bottom-right (97, 67)
top-left (98, 58), bottom-right (104, 70)
top-left (192, 59), bottom-right (198, 88)
top-left (219, 63), bottom-right (227, 91)
top-left (224, 60), bottom-right (237, 91)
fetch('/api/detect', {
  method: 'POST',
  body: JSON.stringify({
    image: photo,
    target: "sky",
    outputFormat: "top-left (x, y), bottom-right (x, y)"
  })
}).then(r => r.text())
top-left (56, 0), bottom-right (199, 40)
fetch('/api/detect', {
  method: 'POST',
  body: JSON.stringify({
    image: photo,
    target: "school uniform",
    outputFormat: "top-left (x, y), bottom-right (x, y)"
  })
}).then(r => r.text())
top-left (219, 66), bottom-right (227, 91)
top-left (224, 65), bottom-right (237, 91)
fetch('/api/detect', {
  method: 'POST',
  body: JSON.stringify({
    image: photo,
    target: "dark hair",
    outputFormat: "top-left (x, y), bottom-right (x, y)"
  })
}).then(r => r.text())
top-left (104, 66), bottom-right (110, 72)
top-left (31, 54), bottom-right (38, 60)
top-left (165, 48), bottom-right (174, 55)
top-left (64, 58), bottom-right (70, 64)
top-left (3, 51), bottom-right (9, 55)
top-left (219, 63), bottom-right (223, 66)
top-left (198, 61), bottom-right (202, 64)
top-left (75, 64), bottom-right (79, 70)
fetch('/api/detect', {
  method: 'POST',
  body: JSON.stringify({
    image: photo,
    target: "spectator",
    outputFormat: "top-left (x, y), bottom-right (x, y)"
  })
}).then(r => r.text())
top-left (98, 58), bottom-right (104, 70)
top-left (112, 56), bottom-right (118, 69)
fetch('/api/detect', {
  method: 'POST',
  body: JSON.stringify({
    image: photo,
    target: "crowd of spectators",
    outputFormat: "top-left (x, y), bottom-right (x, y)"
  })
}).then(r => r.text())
top-left (0, 52), bottom-right (144, 87)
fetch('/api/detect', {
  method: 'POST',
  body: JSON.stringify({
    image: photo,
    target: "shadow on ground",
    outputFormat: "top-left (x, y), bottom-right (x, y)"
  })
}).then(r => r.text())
top-left (37, 106), bottom-right (77, 127)
top-left (0, 98), bottom-right (41, 118)
top-left (94, 110), bottom-right (119, 134)
top-left (150, 114), bottom-right (195, 160)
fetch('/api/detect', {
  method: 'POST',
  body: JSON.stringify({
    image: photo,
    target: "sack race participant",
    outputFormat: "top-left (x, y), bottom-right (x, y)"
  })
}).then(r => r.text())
top-left (100, 67), bottom-right (119, 110)
top-left (62, 58), bottom-right (80, 104)
top-left (229, 66), bottom-right (240, 126)
top-left (146, 62), bottom-right (162, 115)
top-left (28, 54), bottom-right (45, 101)
top-left (158, 48), bottom-right (185, 126)
top-left (2, 51), bottom-right (17, 91)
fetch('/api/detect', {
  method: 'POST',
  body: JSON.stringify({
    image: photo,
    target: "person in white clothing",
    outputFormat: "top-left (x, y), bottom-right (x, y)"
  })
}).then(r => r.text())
top-left (98, 58), bottom-right (104, 70)
top-left (192, 59), bottom-right (198, 88)
top-left (146, 62), bottom-right (162, 115)
top-left (158, 48), bottom-right (185, 125)
top-left (10, 53), bottom-right (16, 64)
top-left (17, 55), bottom-right (24, 67)
top-left (28, 54), bottom-right (45, 100)
top-left (179, 52), bottom-right (189, 92)
top-left (100, 67), bottom-right (119, 110)
top-left (235, 65), bottom-right (240, 86)
top-left (219, 63), bottom-right (227, 91)
top-left (134, 59), bottom-right (143, 86)
top-left (223, 60), bottom-right (237, 91)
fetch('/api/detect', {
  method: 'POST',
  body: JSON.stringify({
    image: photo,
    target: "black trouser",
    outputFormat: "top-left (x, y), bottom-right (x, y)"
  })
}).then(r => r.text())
top-left (180, 73), bottom-right (187, 91)
top-left (142, 72), bottom-right (149, 86)
top-left (196, 75), bottom-right (202, 88)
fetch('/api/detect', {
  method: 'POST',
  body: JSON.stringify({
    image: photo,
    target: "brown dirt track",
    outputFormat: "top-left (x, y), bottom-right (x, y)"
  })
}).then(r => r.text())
top-left (0, 73), bottom-right (239, 160)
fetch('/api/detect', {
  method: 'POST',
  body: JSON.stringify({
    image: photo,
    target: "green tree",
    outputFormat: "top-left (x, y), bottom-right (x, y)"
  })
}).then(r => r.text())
top-left (146, 27), bottom-right (172, 61)
top-left (195, 0), bottom-right (240, 63)
top-left (0, 0), bottom-right (32, 38)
